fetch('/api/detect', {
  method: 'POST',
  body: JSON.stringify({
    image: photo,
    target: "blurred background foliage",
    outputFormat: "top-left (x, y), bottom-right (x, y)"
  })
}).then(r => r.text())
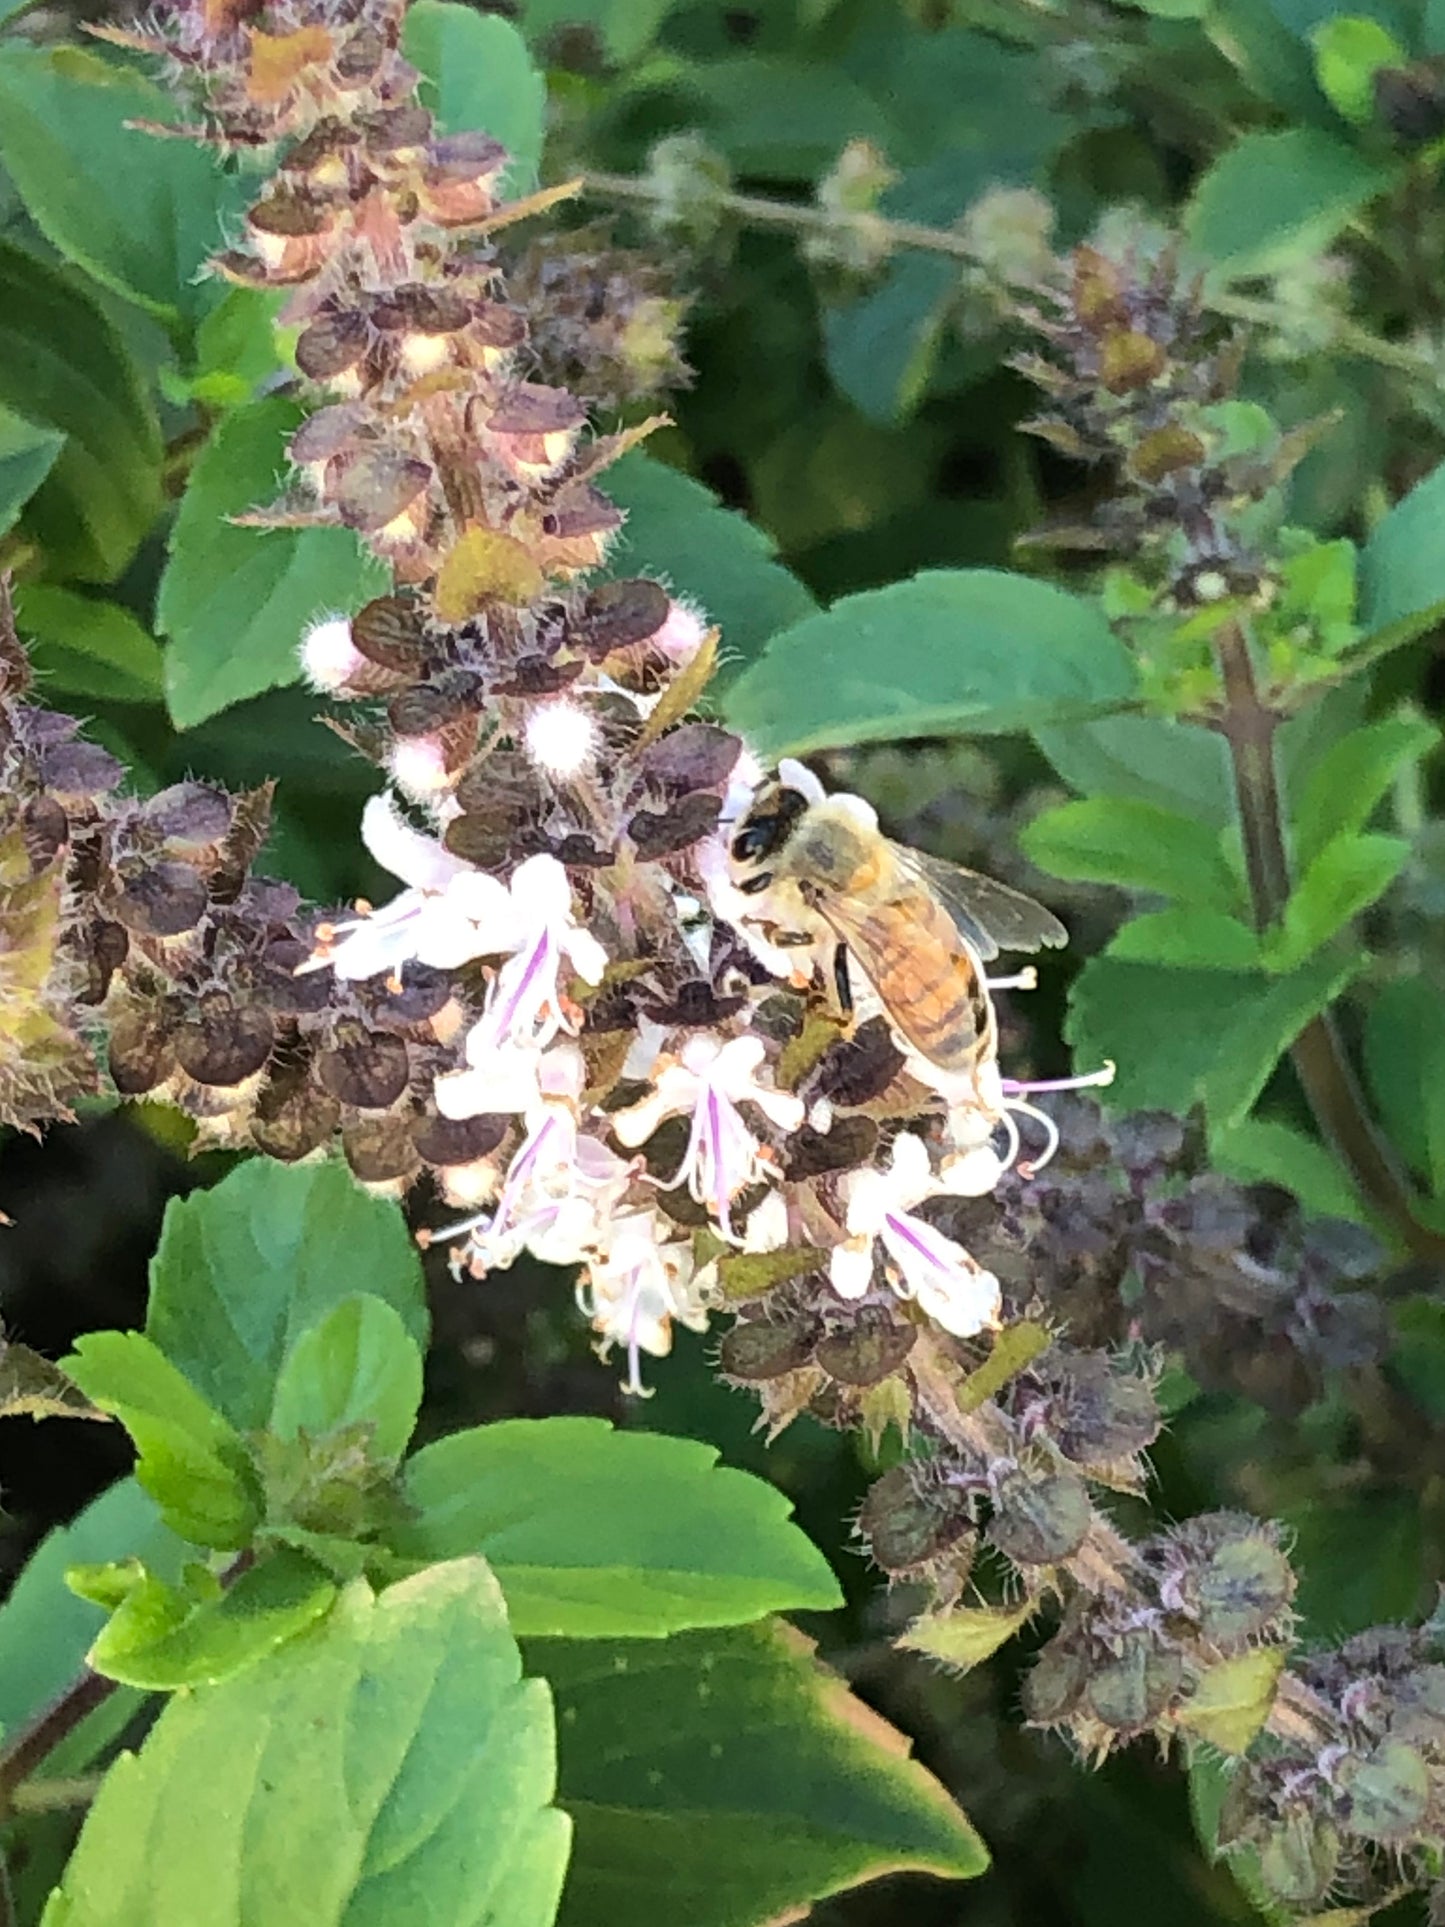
top-left (6, 0), bottom-right (1445, 1914)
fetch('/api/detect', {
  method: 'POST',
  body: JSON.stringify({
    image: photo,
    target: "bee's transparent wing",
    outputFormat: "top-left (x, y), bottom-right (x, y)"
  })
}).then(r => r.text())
top-left (891, 846), bottom-right (1067, 963)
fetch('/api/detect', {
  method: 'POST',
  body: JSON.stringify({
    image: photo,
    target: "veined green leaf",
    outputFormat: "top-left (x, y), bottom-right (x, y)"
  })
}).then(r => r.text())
top-left (1105, 908), bottom-right (1262, 970)
top-left (15, 586), bottom-right (164, 705)
top-left (157, 398), bottom-right (386, 728)
top-left (394, 1417), bottom-right (842, 1637)
top-left (725, 569), bottom-right (1137, 756)
top-left (64, 1332), bottom-right (261, 1550)
top-left (0, 241), bottom-right (162, 583)
top-left (1067, 949), bottom-right (1365, 1127)
top-left (1186, 128), bottom-right (1397, 276)
top-left (1021, 796), bottom-right (1244, 911)
top-left (270, 1296), bottom-right (423, 1464)
top-left (1290, 711), bottom-right (1438, 867)
top-left (531, 1619), bottom-right (986, 1927)
top-left (44, 1562), bottom-right (570, 1927)
top-left (85, 1549), bottom-right (336, 1690)
top-left (404, 4), bottom-right (545, 188)
top-left (147, 1160), bottom-right (427, 1434)
top-left (1264, 832), bottom-right (1408, 972)
top-left (0, 46), bottom-right (239, 325)
top-left (0, 400), bottom-right (63, 537)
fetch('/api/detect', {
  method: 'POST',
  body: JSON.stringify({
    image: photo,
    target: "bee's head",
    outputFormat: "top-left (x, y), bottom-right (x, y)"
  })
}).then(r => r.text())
top-left (729, 781), bottom-right (811, 893)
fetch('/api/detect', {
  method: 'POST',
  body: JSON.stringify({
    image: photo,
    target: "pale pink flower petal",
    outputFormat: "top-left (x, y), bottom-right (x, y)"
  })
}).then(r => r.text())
top-left (362, 791), bottom-right (469, 894)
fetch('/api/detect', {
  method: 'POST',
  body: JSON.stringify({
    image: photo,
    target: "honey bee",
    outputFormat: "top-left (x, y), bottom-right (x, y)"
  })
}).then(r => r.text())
top-left (727, 773), bottom-right (1066, 1079)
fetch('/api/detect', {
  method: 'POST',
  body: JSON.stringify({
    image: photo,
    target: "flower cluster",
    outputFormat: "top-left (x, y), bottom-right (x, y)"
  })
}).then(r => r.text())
top-left (64, 0), bottom-right (1095, 1395)
top-left (1218, 1614), bottom-right (1445, 1915)
top-left (942, 1096), bottom-right (1389, 1406)
top-left (1016, 240), bottom-right (1311, 612)
top-left (314, 745), bottom-right (1077, 1393)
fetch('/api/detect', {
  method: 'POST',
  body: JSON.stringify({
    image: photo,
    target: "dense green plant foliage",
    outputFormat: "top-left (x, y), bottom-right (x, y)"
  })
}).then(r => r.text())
top-left (4, 0), bottom-right (1445, 1919)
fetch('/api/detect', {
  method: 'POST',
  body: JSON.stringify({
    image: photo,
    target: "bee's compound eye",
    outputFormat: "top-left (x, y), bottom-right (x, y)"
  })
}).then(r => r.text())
top-left (731, 823), bottom-right (774, 862)
top-left (737, 871), bottom-right (774, 896)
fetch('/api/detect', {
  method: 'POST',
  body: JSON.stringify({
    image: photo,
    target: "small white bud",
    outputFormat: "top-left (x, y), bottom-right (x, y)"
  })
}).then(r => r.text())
top-left (524, 698), bottom-right (599, 779)
top-left (650, 597), bottom-right (708, 661)
top-left (387, 732), bottom-right (453, 800)
top-left (299, 614), bottom-right (366, 693)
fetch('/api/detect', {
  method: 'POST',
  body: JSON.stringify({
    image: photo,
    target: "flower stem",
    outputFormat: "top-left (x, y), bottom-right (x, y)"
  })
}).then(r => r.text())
top-left (584, 168), bottom-right (980, 262)
top-left (1211, 619), bottom-right (1445, 1262)
top-left (581, 171), bottom-right (1440, 382)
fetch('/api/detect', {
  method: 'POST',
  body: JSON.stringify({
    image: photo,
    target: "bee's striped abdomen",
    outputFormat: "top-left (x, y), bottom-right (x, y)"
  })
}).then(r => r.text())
top-left (854, 891), bottom-right (995, 1074)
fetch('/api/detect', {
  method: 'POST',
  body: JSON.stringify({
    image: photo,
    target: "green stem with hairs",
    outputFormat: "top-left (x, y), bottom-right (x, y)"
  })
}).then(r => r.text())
top-left (582, 171), bottom-right (1440, 383)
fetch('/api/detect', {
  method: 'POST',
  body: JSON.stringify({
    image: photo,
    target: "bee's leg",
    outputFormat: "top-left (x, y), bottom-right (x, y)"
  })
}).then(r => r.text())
top-left (832, 943), bottom-right (854, 1022)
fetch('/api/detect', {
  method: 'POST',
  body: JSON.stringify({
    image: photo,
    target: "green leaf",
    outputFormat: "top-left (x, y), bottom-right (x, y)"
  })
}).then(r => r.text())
top-left (846, 26), bottom-right (1071, 174)
top-left (157, 397), bottom-right (387, 728)
top-left (1346, 594), bottom-right (1445, 680)
top-left (1105, 908), bottom-right (1262, 969)
top-left (599, 453), bottom-right (817, 671)
top-left (1021, 796), bottom-right (1243, 910)
top-left (15, 586), bottom-right (164, 705)
top-left (147, 1160), bottom-right (428, 1435)
top-left (517, 0), bottom-right (680, 61)
top-left (0, 1481), bottom-right (180, 1741)
top-left (0, 241), bottom-right (162, 583)
top-left (531, 1619), bottom-right (985, 1927)
top-left (1361, 458), bottom-right (1445, 633)
top-left (821, 157), bottom-right (981, 426)
top-left (1264, 832), bottom-right (1408, 971)
top-left (725, 570), bottom-right (1137, 757)
top-left (180, 286), bottom-right (286, 409)
top-left (1186, 128), bottom-right (1395, 275)
top-left (1291, 711), bottom-right (1438, 867)
top-left (1387, 1298), bottom-right (1445, 1421)
top-left (823, 252), bottom-right (955, 426)
top-left (1034, 712), bottom-right (1236, 824)
top-left (679, 57), bottom-right (893, 181)
top-left (0, 47), bottom-right (237, 326)
top-left (1209, 1115), bottom-right (1367, 1222)
top-left (43, 1561), bottom-right (570, 1927)
top-left (87, 1548), bottom-right (336, 1690)
top-left (64, 1332), bottom-right (261, 1550)
top-left (1283, 1492), bottom-right (1425, 1636)
top-left (1190, 1752), bottom-right (1294, 1927)
top-left (1066, 949), bottom-right (1365, 1126)
top-left (1364, 979), bottom-right (1445, 1190)
top-left (393, 1417), bottom-right (842, 1637)
top-left (1208, 0), bottom-right (1335, 121)
top-left (404, 4), bottom-right (545, 188)
top-left (0, 400), bottom-right (63, 537)
top-left (270, 1296), bottom-right (423, 1464)
top-left (1311, 15), bottom-right (1405, 121)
